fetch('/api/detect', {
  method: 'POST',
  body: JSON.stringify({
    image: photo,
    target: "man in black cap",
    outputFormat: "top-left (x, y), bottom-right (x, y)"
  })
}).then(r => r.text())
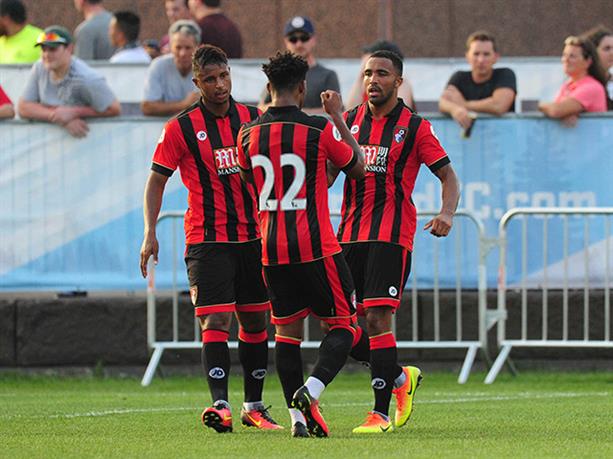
top-left (258, 16), bottom-right (340, 114)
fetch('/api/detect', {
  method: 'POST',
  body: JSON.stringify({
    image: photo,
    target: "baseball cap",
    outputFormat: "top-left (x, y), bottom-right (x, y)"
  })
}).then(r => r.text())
top-left (35, 26), bottom-right (73, 47)
top-left (284, 16), bottom-right (315, 36)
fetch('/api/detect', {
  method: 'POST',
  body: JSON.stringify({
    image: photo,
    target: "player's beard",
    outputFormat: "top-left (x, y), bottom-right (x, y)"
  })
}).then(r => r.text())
top-left (369, 89), bottom-right (394, 107)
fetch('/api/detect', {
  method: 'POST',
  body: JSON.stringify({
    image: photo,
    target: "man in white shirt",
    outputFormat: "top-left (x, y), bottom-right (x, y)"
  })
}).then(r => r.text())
top-left (109, 10), bottom-right (150, 64)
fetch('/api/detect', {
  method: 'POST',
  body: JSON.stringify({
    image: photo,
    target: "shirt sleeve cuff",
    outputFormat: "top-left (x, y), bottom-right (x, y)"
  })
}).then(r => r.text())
top-left (340, 151), bottom-right (358, 173)
top-left (427, 156), bottom-right (450, 172)
top-left (151, 162), bottom-right (174, 177)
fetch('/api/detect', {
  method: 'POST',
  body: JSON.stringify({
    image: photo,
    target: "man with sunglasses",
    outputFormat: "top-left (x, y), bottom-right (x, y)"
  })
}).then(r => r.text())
top-left (258, 16), bottom-right (340, 115)
top-left (17, 25), bottom-right (120, 138)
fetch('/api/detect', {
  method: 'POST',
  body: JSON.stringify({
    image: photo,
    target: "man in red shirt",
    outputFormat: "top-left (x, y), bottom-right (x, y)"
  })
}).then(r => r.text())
top-left (139, 45), bottom-right (281, 433)
top-left (331, 50), bottom-right (460, 433)
top-left (237, 51), bottom-right (364, 438)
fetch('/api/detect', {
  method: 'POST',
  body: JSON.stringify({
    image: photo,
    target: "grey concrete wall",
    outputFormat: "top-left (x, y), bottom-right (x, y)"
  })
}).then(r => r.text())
top-left (1, 290), bottom-right (611, 367)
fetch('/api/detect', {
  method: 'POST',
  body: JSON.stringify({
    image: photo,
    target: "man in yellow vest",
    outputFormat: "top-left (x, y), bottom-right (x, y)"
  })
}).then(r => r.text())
top-left (0, 0), bottom-right (42, 64)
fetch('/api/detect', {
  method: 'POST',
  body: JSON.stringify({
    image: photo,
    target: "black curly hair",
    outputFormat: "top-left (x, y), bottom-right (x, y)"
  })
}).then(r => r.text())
top-left (192, 44), bottom-right (228, 77)
top-left (262, 51), bottom-right (309, 93)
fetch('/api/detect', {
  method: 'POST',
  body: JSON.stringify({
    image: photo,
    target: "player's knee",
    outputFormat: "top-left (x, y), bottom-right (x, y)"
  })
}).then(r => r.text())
top-left (320, 321), bottom-right (330, 333)
top-left (201, 312), bottom-right (233, 331)
top-left (323, 326), bottom-right (353, 353)
top-left (365, 307), bottom-right (393, 336)
top-left (236, 310), bottom-right (267, 332)
top-left (275, 320), bottom-right (303, 341)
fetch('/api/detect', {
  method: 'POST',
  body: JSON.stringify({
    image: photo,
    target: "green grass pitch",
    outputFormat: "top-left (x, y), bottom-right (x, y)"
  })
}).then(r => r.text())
top-left (1, 370), bottom-right (612, 458)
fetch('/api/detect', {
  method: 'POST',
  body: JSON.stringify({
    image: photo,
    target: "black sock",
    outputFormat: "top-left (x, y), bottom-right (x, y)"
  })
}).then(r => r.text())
top-left (202, 342), bottom-right (230, 403)
top-left (311, 327), bottom-right (353, 386)
top-left (370, 347), bottom-right (402, 416)
top-left (238, 337), bottom-right (268, 403)
top-left (350, 326), bottom-right (370, 366)
top-left (275, 340), bottom-right (304, 407)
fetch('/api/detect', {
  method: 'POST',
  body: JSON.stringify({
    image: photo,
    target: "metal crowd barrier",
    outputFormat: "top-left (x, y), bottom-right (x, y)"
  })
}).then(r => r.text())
top-left (142, 209), bottom-right (491, 386)
top-left (485, 207), bottom-right (613, 383)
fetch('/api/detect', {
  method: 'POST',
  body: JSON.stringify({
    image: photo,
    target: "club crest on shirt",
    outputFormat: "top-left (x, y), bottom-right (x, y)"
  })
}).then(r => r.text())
top-left (196, 130), bottom-right (207, 141)
top-left (394, 126), bottom-right (408, 143)
top-left (214, 147), bottom-right (240, 175)
top-left (350, 125), bottom-right (360, 135)
top-left (157, 128), bottom-right (165, 144)
top-left (332, 126), bottom-right (342, 141)
top-left (361, 144), bottom-right (389, 174)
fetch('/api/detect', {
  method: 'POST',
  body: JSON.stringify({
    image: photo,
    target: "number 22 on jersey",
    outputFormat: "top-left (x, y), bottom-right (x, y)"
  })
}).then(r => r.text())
top-left (251, 153), bottom-right (306, 211)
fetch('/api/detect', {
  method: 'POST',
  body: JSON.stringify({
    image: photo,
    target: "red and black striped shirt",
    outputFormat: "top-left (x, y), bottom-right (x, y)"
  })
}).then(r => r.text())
top-left (151, 97), bottom-right (261, 244)
top-left (338, 100), bottom-right (450, 251)
top-left (237, 105), bottom-right (357, 266)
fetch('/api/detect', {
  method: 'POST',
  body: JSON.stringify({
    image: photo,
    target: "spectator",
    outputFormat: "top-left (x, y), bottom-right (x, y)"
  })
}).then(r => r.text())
top-left (160, 0), bottom-right (191, 54)
top-left (18, 26), bottom-right (121, 138)
top-left (141, 20), bottom-right (201, 117)
top-left (539, 35), bottom-right (607, 125)
top-left (582, 25), bottom-right (613, 108)
top-left (0, 0), bottom-right (42, 64)
top-left (439, 31), bottom-right (516, 132)
top-left (188, 0), bottom-right (242, 58)
top-left (74, 0), bottom-right (114, 60)
top-left (143, 39), bottom-right (162, 60)
top-left (258, 16), bottom-right (340, 115)
top-left (346, 39), bottom-right (415, 110)
top-left (0, 84), bottom-right (15, 119)
top-left (109, 11), bottom-right (151, 64)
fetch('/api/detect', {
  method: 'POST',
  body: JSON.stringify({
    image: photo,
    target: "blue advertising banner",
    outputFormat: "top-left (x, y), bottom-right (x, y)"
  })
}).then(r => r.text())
top-left (0, 115), bottom-right (611, 291)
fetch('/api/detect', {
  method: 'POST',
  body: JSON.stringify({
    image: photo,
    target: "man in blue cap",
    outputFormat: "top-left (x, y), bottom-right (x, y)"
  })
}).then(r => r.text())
top-left (258, 16), bottom-right (340, 114)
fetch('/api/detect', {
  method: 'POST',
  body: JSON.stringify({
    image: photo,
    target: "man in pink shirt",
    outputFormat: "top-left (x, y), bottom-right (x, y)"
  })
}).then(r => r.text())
top-left (540, 35), bottom-right (607, 125)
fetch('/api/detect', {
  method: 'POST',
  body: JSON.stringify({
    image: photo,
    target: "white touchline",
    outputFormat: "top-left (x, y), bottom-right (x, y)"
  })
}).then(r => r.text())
top-left (2, 391), bottom-right (609, 420)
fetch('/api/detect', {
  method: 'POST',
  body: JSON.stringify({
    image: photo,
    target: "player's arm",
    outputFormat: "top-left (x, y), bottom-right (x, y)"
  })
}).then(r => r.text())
top-left (0, 102), bottom-right (15, 119)
top-left (321, 90), bottom-right (364, 181)
top-left (237, 128), bottom-right (254, 184)
top-left (465, 88), bottom-right (515, 115)
top-left (140, 170), bottom-right (169, 278)
top-left (424, 163), bottom-right (460, 237)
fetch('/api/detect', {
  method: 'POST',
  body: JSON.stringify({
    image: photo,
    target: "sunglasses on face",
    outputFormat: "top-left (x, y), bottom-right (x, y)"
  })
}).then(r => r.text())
top-left (288, 34), bottom-right (311, 44)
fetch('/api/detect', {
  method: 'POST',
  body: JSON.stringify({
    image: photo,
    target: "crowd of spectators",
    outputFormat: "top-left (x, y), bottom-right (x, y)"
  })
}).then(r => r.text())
top-left (0, 0), bottom-right (611, 136)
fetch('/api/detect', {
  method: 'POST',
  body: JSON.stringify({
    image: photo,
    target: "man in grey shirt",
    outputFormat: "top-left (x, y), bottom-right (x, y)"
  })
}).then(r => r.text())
top-left (18, 26), bottom-right (120, 137)
top-left (74, 0), bottom-right (114, 60)
top-left (258, 16), bottom-right (340, 114)
top-left (141, 20), bottom-right (201, 117)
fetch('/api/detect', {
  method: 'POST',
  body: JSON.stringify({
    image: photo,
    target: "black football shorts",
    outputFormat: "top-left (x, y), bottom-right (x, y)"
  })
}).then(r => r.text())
top-left (263, 252), bottom-right (356, 326)
top-left (341, 241), bottom-right (411, 314)
top-left (185, 240), bottom-right (270, 316)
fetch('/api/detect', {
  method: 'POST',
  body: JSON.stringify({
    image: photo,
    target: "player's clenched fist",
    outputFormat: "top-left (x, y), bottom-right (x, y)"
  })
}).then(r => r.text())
top-left (321, 90), bottom-right (343, 116)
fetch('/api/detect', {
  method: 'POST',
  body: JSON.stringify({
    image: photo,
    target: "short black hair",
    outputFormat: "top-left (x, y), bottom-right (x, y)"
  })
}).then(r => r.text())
top-left (204, 0), bottom-right (221, 6)
top-left (0, 0), bottom-right (27, 24)
top-left (369, 49), bottom-right (403, 75)
top-left (192, 44), bottom-right (228, 75)
top-left (363, 40), bottom-right (404, 60)
top-left (114, 11), bottom-right (140, 43)
top-left (262, 51), bottom-right (309, 93)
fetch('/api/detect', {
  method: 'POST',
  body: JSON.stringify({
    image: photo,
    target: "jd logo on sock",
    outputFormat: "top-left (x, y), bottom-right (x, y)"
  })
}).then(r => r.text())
top-left (251, 369), bottom-right (267, 379)
top-left (371, 378), bottom-right (386, 390)
top-left (209, 367), bottom-right (225, 379)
